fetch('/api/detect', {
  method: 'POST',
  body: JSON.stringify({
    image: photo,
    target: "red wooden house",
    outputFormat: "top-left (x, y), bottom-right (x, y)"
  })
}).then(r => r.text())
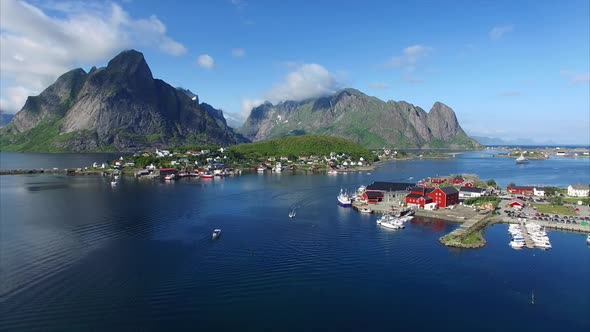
top-left (430, 177), bottom-right (447, 184)
top-left (507, 186), bottom-right (534, 196)
top-left (363, 190), bottom-right (384, 204)
top-left (405, 193), bottom-right (433, 207)
top-left (452, 177), bottom-right (464, 185)
top-left (428, 187), bottom-right (459, 208)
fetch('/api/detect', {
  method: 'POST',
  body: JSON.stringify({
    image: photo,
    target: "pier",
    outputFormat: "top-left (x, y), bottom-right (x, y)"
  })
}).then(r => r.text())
top-left (499, 217), bottom-right (589, 234)
top-left (518, 223), bottom-right (535, 249)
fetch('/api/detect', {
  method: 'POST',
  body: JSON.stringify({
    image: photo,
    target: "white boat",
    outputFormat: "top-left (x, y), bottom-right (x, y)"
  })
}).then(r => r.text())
top-left (516, 154), bottom-right (529, 164)
top-left (257, 166), bottom-right (266, 172)
top-left (327, 169), bottom-right (338, 175)
top-left (359, 207), bottom-right (373, 214)
top-left (274, 162), bottom-right (283, 172)
top-left (110, 180), bottom-right (118, 186)
top-left (212, 229), bottom-right (221, 240)
top-left (509, 241), bottom-right (525, 249)
top-left (164, 174), bottom-right (175, 181)
top-left (337, 189), bottom-right (352, 207)
top-left (587, 235), bottom-right (590, 245)
top-left (288, 209), bottom-right (296, 218)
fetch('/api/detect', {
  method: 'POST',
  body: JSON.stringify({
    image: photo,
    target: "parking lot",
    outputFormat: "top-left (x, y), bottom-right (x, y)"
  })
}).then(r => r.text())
top-left (499, 198), bottom-right (590, 224)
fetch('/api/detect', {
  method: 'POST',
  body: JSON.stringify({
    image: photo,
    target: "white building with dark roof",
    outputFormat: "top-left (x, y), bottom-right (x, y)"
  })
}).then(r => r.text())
top-left (567, 184), bottom-right (590, 197)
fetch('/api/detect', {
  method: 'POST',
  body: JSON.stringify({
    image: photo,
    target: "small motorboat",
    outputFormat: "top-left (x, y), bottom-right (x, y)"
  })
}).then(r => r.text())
top-left (359, 207), bottom-right (373, 214)
top-left (586, 234), bottom-right (590, 245)
top-left (201, 172), bottom-right (214, 179)
top-left (110, 180), bottom-right (117, 186)
top-left (212, 229), bottom-right (221, 240)
top-left (288, 209), bottom-right (296, 218)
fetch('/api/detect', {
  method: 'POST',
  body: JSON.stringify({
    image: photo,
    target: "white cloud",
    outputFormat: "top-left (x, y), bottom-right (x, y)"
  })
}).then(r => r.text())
top-left (385, 45), bottom-right (431, 72)
top-left (232, 48), bottom-right (246, 57)
top-left (239, 63), bottom-right (340, 120)
top-left (368, 82), bottom-right (390, 90)
top-left (489, 24), bottom-right (513, 40)
top-left (560, 70), bottom-right (590, 84)
top-left (196, 54), bottom-right (215, 69)
top-left (266, 63), bottom-right (340, 102)
top-left (0, 0), bottom-right (186, 112)
top-left (0, 86), bottom-right (33, 113)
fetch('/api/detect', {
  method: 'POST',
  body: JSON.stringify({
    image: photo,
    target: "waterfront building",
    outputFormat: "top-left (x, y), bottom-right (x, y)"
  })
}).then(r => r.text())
top-left (459, 186), bottom-right (485, 199)
top-left (507, 185), bottom-right (535, 196)
top-left (429, 187), bottom-right (459, 208)
top-left (567, 184), bottom-right (590, 197)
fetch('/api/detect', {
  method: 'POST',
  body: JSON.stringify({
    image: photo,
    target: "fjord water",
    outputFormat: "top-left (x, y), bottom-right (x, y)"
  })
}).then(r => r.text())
top-left (1, 151), bottom-right (589, 331)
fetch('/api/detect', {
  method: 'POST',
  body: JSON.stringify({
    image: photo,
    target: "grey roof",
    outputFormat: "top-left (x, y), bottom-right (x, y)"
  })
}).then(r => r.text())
top-left (436, 186), bottom-right (459, 194)
top-left (460, 186), bottom-right (485, 193)
top-left (570, 184), bottom-right (590, 190)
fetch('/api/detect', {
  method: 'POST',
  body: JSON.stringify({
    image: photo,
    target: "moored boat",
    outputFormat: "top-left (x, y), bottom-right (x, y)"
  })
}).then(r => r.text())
top-left (337, 189), bottom-right (352, 207)
top-left (587, 234), bottom-right (590, 245)
top-left (201, 172), bottom-right (214, 179)
top-left (359, 207), bottom-right (373, 214)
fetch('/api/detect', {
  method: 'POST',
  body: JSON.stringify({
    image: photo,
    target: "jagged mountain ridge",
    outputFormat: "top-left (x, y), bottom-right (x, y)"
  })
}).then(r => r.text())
top-left (239, 88), bottom-right (480, 149)
top-left (1, 50), bottom-right (239, 152)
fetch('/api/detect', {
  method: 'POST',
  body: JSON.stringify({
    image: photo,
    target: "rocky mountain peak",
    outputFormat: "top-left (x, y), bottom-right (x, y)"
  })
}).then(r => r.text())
top-left (426, 101), bottom-right (462, 140)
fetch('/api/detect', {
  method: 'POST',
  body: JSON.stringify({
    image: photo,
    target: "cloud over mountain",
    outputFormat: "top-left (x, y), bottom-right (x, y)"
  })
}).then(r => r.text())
top-left (0, 0), bottom-right (186, 112)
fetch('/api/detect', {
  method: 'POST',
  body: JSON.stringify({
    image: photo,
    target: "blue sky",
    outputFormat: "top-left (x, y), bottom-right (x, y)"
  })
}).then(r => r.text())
top-left (1, 0), bottom-right (589, 144)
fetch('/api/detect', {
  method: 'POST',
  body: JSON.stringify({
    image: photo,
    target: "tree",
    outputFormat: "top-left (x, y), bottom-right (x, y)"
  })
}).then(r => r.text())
top-left (508, 182), bottom-right (516, 188)
top-left (487, 179), bottom-right (497, 187)
top-left (544, 187), bottom-right (558, 197)
top-left (549, 196), bottom-right (562, 206)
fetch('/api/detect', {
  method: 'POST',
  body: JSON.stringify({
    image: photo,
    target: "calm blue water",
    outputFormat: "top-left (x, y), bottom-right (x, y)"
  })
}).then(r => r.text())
top-left (0, 152), bottom-right (589, 331)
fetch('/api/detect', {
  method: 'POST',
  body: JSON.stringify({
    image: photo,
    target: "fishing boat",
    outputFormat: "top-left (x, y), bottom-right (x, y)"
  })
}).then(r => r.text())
top-left (337, 189), bottom-right (352, 207)
top-left (516, 154), bottom-right (529, 164)
top-left (212, 229), bottom-right (221, 240)
top-left (288, 209), bottom-right (296, 218)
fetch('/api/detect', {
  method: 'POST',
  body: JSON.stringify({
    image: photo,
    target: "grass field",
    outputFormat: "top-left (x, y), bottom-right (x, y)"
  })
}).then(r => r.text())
top-left (532, 204), bottom-right (576, 216)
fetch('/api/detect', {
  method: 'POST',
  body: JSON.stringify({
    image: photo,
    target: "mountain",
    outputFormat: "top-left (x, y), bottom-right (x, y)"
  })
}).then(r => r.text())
top-left (0, 111), bottom-right (14, 127)
top-left (0, 50), bottom-right (240, 152)
top-left (239, 88), bottom-right (480, 149)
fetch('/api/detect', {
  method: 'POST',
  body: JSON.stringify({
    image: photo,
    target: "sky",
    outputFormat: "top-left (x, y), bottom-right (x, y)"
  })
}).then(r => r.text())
top-left (1, 0), bottom-right (589, 144)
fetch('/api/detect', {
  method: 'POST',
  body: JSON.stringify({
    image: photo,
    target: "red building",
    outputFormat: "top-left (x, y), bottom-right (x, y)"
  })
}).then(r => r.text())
top-left (405, 194), bottom-right (433, 207)
top-left (509, 200), bottom-right (524, 209)
top-left (405, 186), bottom-right (458, 208)
top-left (452, 177), bottom-right (464, 185)
top-left (507, 186), bottom-right (534, 196)
top-left (362, 190), bottom-right (384, 204)
top-left (430, 177), bottom-right (447, 184)
top-left (429, 187), bottom-right (459, 208)
top-left (463, 182), bottom-right (474, 188)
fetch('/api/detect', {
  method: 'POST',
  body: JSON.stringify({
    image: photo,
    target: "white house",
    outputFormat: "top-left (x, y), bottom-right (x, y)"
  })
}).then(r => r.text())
top-left (533, 187), bottom-right (545, 197)
top-left (568, 184), bottom-right (590, 197)
top-left (459, 186), bottom-right (485, 199)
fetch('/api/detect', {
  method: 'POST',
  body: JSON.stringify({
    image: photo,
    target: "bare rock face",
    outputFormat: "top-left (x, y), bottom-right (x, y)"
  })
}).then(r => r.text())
top-left (239, 89), bottom-right (480, 149)
top-left (426, 101), bottom-right (463, 140)
top-left (12, 68), bottom-right (87, 132)
top-left (1, 50), bottom-right (240, 151)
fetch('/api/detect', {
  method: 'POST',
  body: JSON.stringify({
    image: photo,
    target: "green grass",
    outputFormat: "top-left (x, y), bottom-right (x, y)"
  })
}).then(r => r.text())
top-left (532, 204), bottom-right (576, 216)
top-left (229, 134), bottom-right (374, 162)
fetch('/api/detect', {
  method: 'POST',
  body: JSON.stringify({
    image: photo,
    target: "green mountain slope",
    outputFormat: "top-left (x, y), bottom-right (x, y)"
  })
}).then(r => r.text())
top-left (239, 88), bottom-right (480, 149)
